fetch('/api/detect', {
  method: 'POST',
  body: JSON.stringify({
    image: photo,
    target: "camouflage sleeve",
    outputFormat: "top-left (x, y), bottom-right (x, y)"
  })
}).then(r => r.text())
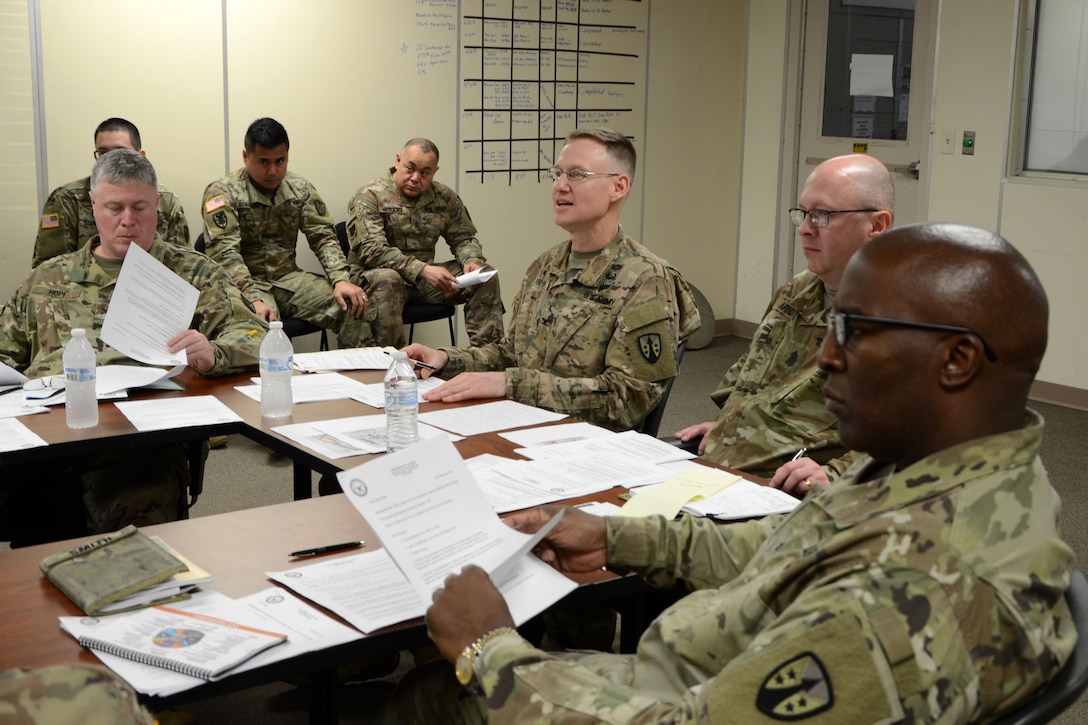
top-left (300, 183), bottom-right (349, 286)
top-left (201, 183), bottom-right (269, 307)
top-left (31, 187), bottom-right (81, 268)
top-left (441, 192), bottom-right (486, 268)
top-left (0, 286), bottom-right (31, 372)
top-left (0, 664), bottom-right (155, 724)
top-left (188, 258), bottom-right (266, 376)
top-left (347, 187), bottom-right (428, 283)
top-left (709, 290), bottom-right (779, 408)
top-left (160, 193), bottom-right (191, 247)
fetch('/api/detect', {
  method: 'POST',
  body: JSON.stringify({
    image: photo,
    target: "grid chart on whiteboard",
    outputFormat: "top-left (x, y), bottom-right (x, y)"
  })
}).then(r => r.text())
top-left (459, 0), bottom-right (649, 185)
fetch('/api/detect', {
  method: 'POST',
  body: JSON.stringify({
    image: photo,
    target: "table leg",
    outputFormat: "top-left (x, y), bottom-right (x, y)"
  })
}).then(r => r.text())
top-left (294, 464), bottom-right (312, 500)
top-left (308, 667), bottom-right (337, 725)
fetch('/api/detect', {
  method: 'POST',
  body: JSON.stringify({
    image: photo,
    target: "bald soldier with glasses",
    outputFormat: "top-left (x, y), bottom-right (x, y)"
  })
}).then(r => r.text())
top-left (674, 153), bottom-right (895, 495)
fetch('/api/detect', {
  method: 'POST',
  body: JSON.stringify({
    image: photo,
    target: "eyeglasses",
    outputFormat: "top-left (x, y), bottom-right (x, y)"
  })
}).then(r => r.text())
top-left (827, 312), bottom-right (997, 362)
top-left (788, 207), bottom-right (879, 228)
top-left (546, 168), bottom-right (621, 184)
top-left (21, 376), bottom-right (66, 400)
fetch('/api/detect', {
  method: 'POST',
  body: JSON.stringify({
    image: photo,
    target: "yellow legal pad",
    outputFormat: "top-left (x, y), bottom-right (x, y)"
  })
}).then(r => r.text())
top-left (617, 468), bottom-right (741, 518)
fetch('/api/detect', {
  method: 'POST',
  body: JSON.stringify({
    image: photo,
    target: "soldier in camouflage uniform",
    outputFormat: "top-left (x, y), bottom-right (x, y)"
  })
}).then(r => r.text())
top-left (388, 222), bottom-right (1076, 724)
top-left (0, 664), bottom-right (154, 724)
top-left (0, 150), bottom-right (266, 547)
top-left (201, 117), bottom-right (372, 347)
top-left (346, 138), bottom-right (504, 347)
top-left (404, 129), bottom-right (699, 432)
top-left (32, 117), bottom-right (189, 268)
top-left (676, 154), bottom-right (895, 495)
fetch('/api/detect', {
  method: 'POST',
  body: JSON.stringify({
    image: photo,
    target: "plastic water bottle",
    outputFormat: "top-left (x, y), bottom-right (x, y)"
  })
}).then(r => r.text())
top-left (63, 328), bottom-right (98, 429)
top-left (384, 351), bottom-right (418, 452)
top-left (259, 321), bottom-right (294, 418)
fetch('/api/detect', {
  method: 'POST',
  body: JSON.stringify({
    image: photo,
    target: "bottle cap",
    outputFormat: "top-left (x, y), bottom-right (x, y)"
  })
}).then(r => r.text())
top-left (72, 328), bottom-right (86, 337)
top-left (269, 321), bottom-right (283, 330)
top-left (391, 350), bottom-right (407, 360)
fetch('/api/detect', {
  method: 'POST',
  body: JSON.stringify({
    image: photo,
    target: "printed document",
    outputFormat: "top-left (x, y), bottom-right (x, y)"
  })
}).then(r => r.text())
top-left (115, 395), bottom-right (243, 432)
top-left (100, 242), bottom-right (198, 366)
top-left (291, 347), bottom-right (395, 372)
top-left (419, 399), bottom-right (567, 436)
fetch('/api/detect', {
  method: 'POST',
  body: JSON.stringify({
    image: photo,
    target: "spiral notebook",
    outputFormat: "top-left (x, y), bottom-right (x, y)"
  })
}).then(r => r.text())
top-left (60, 604), bottom-right (287, 680)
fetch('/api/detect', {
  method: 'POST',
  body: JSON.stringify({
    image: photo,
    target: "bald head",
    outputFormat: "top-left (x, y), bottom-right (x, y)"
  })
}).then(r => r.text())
top-left (807, 154), bottom-right (896, 221)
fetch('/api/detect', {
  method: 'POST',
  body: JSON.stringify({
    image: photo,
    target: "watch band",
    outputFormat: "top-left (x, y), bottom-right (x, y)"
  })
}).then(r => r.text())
top-left (455, 626), bottom-right (518, 688)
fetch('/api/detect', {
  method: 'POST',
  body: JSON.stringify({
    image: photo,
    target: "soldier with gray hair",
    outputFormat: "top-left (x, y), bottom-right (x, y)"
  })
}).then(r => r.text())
top-left (389, 222), bottom-right (1075, 724)
top-left (0, 149), bottom-right (267, 546)
top-left (346, 137), bottom-right (505, 347)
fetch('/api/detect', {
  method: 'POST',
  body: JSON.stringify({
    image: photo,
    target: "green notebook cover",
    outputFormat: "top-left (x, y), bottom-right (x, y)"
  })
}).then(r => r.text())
top-left (40, 525), bottom-right (189, 616)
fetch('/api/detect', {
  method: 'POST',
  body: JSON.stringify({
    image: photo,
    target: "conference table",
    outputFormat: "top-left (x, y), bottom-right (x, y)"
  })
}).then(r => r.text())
top-left (0, 366), bottom-right (668, 723)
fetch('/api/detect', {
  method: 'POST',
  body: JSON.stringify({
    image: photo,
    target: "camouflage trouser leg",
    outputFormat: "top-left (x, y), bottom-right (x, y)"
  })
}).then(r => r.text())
top-left (410, 261), bottom-right (505, 346)
top-left (81, 443), bottom-right (188, 533)
top-left (360, 268), bottom-right (410, 348)
top-left (272, 271), bottom-right (377, 349)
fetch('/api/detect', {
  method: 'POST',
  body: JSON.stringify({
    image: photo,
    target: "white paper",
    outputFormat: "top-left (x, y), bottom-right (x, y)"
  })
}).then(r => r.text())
top-left (498, 421), bottom-right (613, 447)
top-left (454, 268), bottom-right (498, 289)
top-left (235, 372), bottom-right (371, 404)
top-left (100, 242), bottom-right (199, 366)
top-left (575, 501), bottom-right (623, 517)
top-left (473, 453), bottom-right (673, 513)
top-left (515, 429), bottom-right (695, 465)
top-left (272, 416), bottom-right (455, 459)
top-left (291, 347), bottom-right (396, 372)
top-left (0, 417), bottom-right (48, 451)
top-left (336, 436), bottom-right (575, 622)
top-left (850, 53), bottom-right (894, 97)
top-left (680, 479), bottom-right (801, 520)
top-left (419, 399), bottom-right (567, 436)
top-left (348, 376), bottom-right (444, 408)
top-left (0, 360), bottom-right (29, 386)
top-left (114, 395), bottom-right (243, 432)
top-left (96, 364), bottom-right (185, 395)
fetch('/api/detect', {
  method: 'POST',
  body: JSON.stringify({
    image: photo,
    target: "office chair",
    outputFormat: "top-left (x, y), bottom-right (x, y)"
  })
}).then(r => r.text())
top-left (333, 221), bottom-right (458, 345)
top-left (987, 568), bottom-right (1088, 725)
top-left (195, 233), bottom-right (328, 351)
top-left (638, 340), bottom-right (687, 438)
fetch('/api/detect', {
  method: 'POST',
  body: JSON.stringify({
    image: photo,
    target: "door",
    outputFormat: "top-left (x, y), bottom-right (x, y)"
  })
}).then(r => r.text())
top-left (786, 0), bottom-right (936, 280)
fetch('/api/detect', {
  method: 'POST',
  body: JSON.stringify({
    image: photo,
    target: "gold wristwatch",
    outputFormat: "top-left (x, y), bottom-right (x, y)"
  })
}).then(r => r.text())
top-left (455, 626), bottom-right (517, 687)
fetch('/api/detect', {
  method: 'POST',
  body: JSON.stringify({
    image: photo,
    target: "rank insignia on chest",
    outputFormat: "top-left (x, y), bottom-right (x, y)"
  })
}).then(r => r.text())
top-left (756, 652), bottom-right (833, 720)
top-left (638, 333), bottom-right (662, 363)
top-left (213, 210), bottom-right (228, 229)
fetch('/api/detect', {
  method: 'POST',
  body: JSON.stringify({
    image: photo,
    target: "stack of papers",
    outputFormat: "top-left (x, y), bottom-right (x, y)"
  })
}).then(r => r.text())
top-left (291, 347), bottom-right (396, 372)
top-left (273, 414), bottom-right (456, 459)
top-left (235, 372), bottom-right (371, 404)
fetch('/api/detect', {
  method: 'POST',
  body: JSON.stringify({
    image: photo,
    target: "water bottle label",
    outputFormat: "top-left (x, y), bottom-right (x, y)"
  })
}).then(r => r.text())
top-left (63, 366), bottom-right (96, 383)
top-left (260, 355), bottom-right (294, 373)
top-left (385, 388), bottom-right (418, 408)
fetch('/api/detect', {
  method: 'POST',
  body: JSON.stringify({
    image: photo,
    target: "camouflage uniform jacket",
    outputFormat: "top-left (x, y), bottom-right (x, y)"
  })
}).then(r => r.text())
top-left (441, 230), bottom-right (700, 431)
top-left (475, 410), bottom-right (1076, 723)
top-left (346, 170), bottom-right (487, 282)
top-left (0, 237), bottom-right (265, 378)
top-left (201, 169), bottom-right (349, 309)
top-left (701, 270), bottom-right (861, 479)
top-left (32, 176), bottom-right (190, 268)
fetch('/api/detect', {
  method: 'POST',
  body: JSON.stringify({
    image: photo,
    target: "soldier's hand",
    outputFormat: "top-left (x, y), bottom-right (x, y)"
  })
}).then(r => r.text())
top-left (402, 343), bottom-right (448, 378)
top-left (423, 372), bottom-right (505, 401)
top-left (426, 566), bottom-right (515, 665)
top-left (253, 301), bottom-right (276, 322)
top-left (419, 264), bottom-right (458, 294)
top-left (674, 420), bottom-right (715, 455)
top-left (169, 329), bottom-right (215, 373)
top-left (770, 458), bottom-right (830, 498)
top-left (503, 505), bottom-right (608, 573)
top-left (463, 261), bottom-right (483, 274)
top-left (333, 280), bottom-right (368, 318)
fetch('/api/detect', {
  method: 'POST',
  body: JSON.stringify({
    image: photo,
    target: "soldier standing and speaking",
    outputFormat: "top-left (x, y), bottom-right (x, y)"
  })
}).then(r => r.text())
top-left (346, 137), bottom-right (505, 347)
top-left (201, 117), bottom-right (372, 348)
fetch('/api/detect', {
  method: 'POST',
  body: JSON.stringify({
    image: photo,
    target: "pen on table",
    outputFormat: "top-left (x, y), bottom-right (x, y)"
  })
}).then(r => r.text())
top-left (289, 541), bottom-right (364, 558)
top-left (791, 447), bottom-right (808, 461)
top-left (0, 386), bottom-right (22, 397)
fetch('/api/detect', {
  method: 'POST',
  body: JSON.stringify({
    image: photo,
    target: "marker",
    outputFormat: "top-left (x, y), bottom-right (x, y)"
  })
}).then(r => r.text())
top-left (289, 541), bottom-right (364, 558)
top-left (791, 448), bottom-right (808, 461)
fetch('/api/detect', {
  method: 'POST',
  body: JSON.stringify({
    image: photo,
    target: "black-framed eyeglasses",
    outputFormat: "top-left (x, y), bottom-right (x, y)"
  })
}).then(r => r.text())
top-left (546, 168), bottom-right (621, 184)
top-left (788, 207), bottom-right (878, 228)
top-left (827, 312), bottom-right (997, 362)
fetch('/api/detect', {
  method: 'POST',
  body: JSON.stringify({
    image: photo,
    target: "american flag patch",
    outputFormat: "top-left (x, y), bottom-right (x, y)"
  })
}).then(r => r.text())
top-left (205, 195), bottom-right (226, 213)
top-left (40, 213), bottom-right (59, 229)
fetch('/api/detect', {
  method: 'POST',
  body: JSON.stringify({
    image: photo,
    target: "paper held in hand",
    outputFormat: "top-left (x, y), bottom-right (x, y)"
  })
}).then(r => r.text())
top-left (335, 436), bottom-right (575, 626)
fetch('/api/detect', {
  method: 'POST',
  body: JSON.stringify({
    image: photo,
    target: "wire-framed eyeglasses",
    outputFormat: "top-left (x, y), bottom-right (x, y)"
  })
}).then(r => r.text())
top-left (827, 312), bottom-right (997, 362)
top-left (788, 207), bottom-right (878, 228)
top-left (546, 168), bottom-right (621, 184)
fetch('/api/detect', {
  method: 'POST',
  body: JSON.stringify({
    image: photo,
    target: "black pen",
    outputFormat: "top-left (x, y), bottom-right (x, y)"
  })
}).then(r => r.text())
top-left (289, 541), bottom-right (364, 558)
top-left (0, 386), bottom-right (22, 397)
top-left (383, 349), bottom-right (437, 371)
